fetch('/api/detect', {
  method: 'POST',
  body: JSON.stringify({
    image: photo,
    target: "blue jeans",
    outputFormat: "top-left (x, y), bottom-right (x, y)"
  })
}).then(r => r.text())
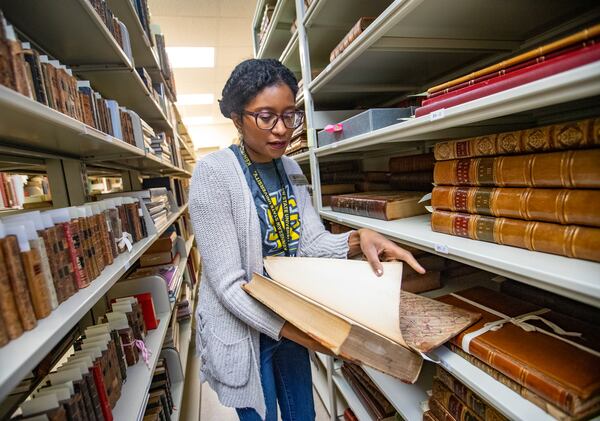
top-left (236, 334), bottom-right (315, 421)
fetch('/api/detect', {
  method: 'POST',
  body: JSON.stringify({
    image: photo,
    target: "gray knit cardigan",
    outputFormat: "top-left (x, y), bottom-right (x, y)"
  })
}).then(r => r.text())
top-left (189, 148), bottom-right (351, 419)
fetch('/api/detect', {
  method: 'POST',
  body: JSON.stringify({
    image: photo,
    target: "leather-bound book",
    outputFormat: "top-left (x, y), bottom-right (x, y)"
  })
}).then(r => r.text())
top-left (500, 280), bottom-right (600, 325)
top-left (431, 210), bottom-right (600, 262)
top-left (70, 218), bottom-right (91, 287)
top-left (344, 408), bottom-right (359, 421)
top-left (5, 33), bottom-right (32, 98)
top-left (434, 117), bottom-right (600, 161)
top-left (345, 363), bottom-right (396, 416)
top-left (57, 221), bottom-right (84, 291)
top-left (341, 364), bottom-right (396, 420)
top-left (126, 203), bottom-right (143, 242)
top-left (0, 243), bottom-right (24, 339)
top-left (433, 149), bottom-right (600, 189)
top-left (415, 42), bottom-right (600, 117)
top-left (97, 213), bottom-right (113, 266)
top-left (17, 395), bottom-right (68, 421)
top-left (402, 270), bottom-right (441, 294)
top-left (435, 366), bottom-right (508, 421)
top-left (437, 287), bottom-right (600, 417)
top-left (22, 45), bottom-right (48, 105)
top-left (78, 90), bottom-right (96, 128)
top-left (330, 17), bottom-right (375, 62)
top-left (29, 236), bottom-right (58, 310)
top-left (21, 247), bottom-right (53, 319)
top-left (432, 186), bottom-right (600, 227)
top-left (390, 172), bottom-right (433, 191)
top-left (423, 410), bottom-right (439, 421)
top-left (389, 153), bottom-right (435, 173)
top-left (321, 184), bottom-right (356, 195)
top-left (75, 216), bottom-right (95, 282)
top-left (49, 368), bottom-right (97, 421)
top-left (1, 235), bottom-right (37, 330)
top-left (431, 380), bottom-right (483, 421)
top-left (87, 214), bottom-right (104, 275)
top-left (331, 191), bottom-right (428, 221)
top-left (0, 312), bottom-right (8, 347)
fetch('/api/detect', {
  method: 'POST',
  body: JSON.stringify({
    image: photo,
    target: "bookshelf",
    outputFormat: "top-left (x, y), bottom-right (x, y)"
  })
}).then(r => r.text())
top-left (255, 0), bottom-right (600, 420)
top-left (0, 0), bottom-right (199, 417)
top-left (253, 0), bottom-right (297, 60)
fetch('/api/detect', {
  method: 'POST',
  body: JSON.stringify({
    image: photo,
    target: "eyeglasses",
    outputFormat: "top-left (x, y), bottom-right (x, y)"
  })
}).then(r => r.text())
top-left (243, 110), bottom-right (305, 130)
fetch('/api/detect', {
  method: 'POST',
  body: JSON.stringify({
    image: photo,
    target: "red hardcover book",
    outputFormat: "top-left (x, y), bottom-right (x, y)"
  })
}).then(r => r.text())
top-left (415, 42), bottom-right (600, 117)
top-left (91, 360), bottom-right (113, 421)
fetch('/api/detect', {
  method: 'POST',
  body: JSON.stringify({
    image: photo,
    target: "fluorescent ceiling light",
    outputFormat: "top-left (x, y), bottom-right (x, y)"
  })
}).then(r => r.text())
top-left (184, 116), bottom-right (214, 125)
top-left (176, 93), bottom-right (215, 105)
top-left (166, 47), bottom-right (215, 68)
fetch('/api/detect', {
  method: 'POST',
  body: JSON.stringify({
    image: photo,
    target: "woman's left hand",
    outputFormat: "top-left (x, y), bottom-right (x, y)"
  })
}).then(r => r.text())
top-left (348, 228), bottom-right (426, 277)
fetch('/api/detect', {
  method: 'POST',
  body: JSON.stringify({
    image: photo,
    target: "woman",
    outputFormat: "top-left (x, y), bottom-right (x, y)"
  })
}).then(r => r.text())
top-left (189, 58), bottom-right (425, 421)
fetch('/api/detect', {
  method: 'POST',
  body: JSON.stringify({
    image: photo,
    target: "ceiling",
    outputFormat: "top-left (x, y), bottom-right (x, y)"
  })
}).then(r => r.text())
top-left (148, 0), bottom-right (258, 153)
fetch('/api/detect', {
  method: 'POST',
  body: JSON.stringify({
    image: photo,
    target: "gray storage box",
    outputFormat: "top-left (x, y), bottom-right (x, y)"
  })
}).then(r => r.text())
top-left (317, 107), bottom-right (416, 147)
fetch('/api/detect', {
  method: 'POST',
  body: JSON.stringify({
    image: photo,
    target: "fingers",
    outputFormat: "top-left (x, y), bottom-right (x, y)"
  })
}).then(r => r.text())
top-left (362, 242), bottom-right (384, 276)
top-left (386, 243), bottom-right (426, 274)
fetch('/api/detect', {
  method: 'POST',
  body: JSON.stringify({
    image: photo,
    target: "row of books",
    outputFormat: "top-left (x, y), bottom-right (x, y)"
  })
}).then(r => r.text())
top-left (87, 0), bottom-right (133, 64)
top-left (154, 33), bottom-right (178, 102)
top-left (142, 357), bottom-right (175, 421)
top-left (257, 3), bottom-right (275, 50)
top-left (431, 116), bottom-right (600, 263)
top-left (12, 293), bottom-right (157, 420)
top-left (0, 196), bottom-right (147, 348)
top-left (285, 124), bottom-right (309, 156)
top-left (0, 173), bottom-right (52, 211)
top-left (416, 24), bottom-right (600, 117)
top-left (142, 177), bottom-right (190, 209)
top-left (330, 17), bottom-right (375, 62)
top-left (139, 187), bottom-right (173, 228)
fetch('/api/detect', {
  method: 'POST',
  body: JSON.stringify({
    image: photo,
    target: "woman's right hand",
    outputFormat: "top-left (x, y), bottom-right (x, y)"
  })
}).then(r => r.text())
top-left (280, 322), bottom-right (334, 356)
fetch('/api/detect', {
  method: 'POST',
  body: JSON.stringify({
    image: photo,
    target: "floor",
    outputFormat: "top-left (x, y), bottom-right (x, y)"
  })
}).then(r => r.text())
top-left (199, 382), bottom-right (331, 421)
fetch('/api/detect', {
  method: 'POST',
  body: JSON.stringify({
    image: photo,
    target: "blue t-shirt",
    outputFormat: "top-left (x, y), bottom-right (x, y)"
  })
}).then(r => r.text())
top-left (231, 145), bottom-right (301, 257)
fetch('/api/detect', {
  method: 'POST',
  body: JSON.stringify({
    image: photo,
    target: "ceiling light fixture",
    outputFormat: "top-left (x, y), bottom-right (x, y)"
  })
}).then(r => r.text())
top-left (184, 116), bottom-right (215, 125)
top-left (166, 47), bottom-right (215, 68)
top-left (176, 93), bottom-right (215, 105)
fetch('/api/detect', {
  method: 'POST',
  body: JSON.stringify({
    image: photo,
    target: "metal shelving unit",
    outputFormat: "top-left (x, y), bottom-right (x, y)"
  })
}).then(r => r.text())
top-left (254, 0), bottom-right (297, 60)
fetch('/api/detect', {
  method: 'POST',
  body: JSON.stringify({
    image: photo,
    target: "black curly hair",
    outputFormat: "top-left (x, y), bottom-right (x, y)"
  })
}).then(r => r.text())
top-left (219, 58), bottom-right (298, 119)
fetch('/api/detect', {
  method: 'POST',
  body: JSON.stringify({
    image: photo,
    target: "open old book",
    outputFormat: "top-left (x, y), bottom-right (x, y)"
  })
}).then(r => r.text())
top-left (243, 257), bottom-right (480, 383)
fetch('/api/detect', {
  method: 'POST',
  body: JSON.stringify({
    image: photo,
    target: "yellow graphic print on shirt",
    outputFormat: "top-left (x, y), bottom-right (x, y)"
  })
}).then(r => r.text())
top-left (261, 185), bottom-right (301, 255)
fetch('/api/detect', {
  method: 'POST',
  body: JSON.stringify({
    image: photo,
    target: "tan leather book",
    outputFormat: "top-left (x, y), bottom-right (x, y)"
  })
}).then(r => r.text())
top-left (434, 149), bottom-right (600, 189)
top-left (30, 237), bottom-right (58, 310)
top-left (389, 152), bottom-right (435, 173)
top-left (435, 366), bottom-right (508, 421)
top-left (331, 191), bottom-right (428, 221)
top-left (78, 91), bottom-right (96, 128)
top-left (66, 220), bottom-right (89, 288)
top-left (438, 287), bottom-right (600, 416)
top-left (0, 242), bottom-right (23, 339)
top-left (6, 38), bottom-right (32, 98)
top-left (0, 235), bottom-right (37, 330)
top-left (243, 257), bottom-right (479, 381)
top-left (428, 24), bottom-right (600, 94)
top-left (432, 186), bottom-right (600, 228)
top-left (434, 118), bottom-right (600, 161)
top-left (97, 213), bottom-right (114, 266)
top-left (431, 210), bottom-right (600, 262)
top-left (330, 17), bottom-right (375, 62)
top-left (21, 248), bottom-right (53, 319)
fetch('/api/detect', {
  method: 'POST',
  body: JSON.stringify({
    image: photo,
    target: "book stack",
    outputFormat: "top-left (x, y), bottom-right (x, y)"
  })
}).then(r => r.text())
top-left (143, 358), bottom-right (175, 421)
top-left (330, 17), bottom-right (375, 62)
top-left (13, 295), bottom-right (155, 421)
top-left (0, 197), bottom-right (148, 349)
top-left (428, 366), bottom-right (509, 421)
top-left (341, 362), bottom-right (397, 421)
top-left (150, 132), bottom-right (174, 164)
top-left (415, 24), bottom-right (600, 117)
top-left (331, 191), bottom-right (428, 221)
top-left (257, 3), bottom-right (276, 49)
top-left (285, 124), bottom-right (308, 156)
top-left (140, 187), bottom-right (172, 228)
top-left (86, 0), bottom-right (134, 64)
top-left (431, 117), bottom-right (600, 262)
top-left (437, 285), bottom-right (600, 419)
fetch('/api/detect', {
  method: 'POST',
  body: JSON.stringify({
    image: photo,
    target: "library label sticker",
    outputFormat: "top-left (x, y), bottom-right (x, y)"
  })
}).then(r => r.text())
top-left (430, 109), bottom-right (446, 121)
top-left (434, 243), bottom-right (449, 254)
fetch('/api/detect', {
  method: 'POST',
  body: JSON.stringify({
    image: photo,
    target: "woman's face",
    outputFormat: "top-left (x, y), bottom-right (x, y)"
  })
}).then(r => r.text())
top-left (234, 83), bottom-right (296, 163)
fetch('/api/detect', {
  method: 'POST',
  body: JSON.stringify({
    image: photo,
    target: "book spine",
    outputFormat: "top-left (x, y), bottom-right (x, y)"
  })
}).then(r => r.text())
top-left (390, 171), bottom-right (434, 191)
top-left (429, 397), bottom-right (459, 421)
top-left (0, 242), bottom-right (23, 339)
top-left (7, 39), bottom-right (32, 98)
top-left (83, 370), bottom-right (105, 421)
top-left (91, 361), bottom-right (113, 421)
top-left (433, 149), bottom-right (600, 189)
top-left (21, 248), bottom-right (53, 319)
top-left (78, 91), bottom-right (96, 128)
top-left (59, 222), bottom-right (83, 291)
top-left (0, 236), bottom-right (37, 330)
top-left (98, 214), bottom-right (114, 266)
top-left (72, 378), bottom-right (95, 421)
top-left (431, 186), bottom-right (600, 227)
top-left (434, 118), bottom-right (600, 161)
top-left (435, 366), bottom-right (509, 421)
top-left (67, 220), bottom-right (89, 288)
top-left (431, 210), bottom-right (600, 262)
top-left (331, 196), bottom-right (388, 220)
top-left (389, 153), bottom-right (435, 173)
top-left (103, 210), bottom-right (119, 258)
top-left (39, 228), bottom-right (66, 303)
top-left (432, 380), bottom-right (483, 421)
top-left (83, 216), bottom-right (101, 279)
top-left (329, 17), bottom-right (374, 62)
top-left (22, 49), bottom-right (48, 105)
top-left (416, 42), bottom-right (600, 117)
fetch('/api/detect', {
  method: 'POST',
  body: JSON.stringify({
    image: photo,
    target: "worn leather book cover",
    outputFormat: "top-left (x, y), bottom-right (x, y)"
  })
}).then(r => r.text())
top-left (0, 235), bottom-right (37, 330)
top-left (432, 186), bottom-right (600, 228)
top-left (22, 47), bottom-right (48, 105)
top-left (433, 149), bottom-right (600, 189)
top-left (437, 287), bottom-right (600, 416)
top-left (21, 248), bottom-right (52, 319)
top-left (390, 172), bottom-right (433, 191)
top-left (415, 42), bottom-right (600, 117)
top-left (389, 153), bottom-right (435, 173)
top-left (330, 17), bottom-right (375, 62)
top-left (432, 379), bottom-right (485, 421)
top-left (88, 215), bottom-right (104, 275)
top-left (74, 217), bottom-right (95, 284)
top-left (0, 242), bottom-right (24, 339)
top-left (6, 38), bottom-right (32, 98)
top-left (0, 38), bottom-right (15, 92)
top-left (431, 210), bottom-right (600, 262)
top-left (126, 203), bottom-right (143, 242)
top-left (435, 366), bottom-right (508, 421)
top-left (97, 214), bottom-right (114, 266)
top-left (321, 184), bottom-right (356, 195)
top-left (401, 270), bottom-right (441, 294)
top-left (500, 280), bottom-right (600, 326)
top-left (331, 191), bottom-right (428, 221)
top-left (39, 227), bottom-right (65, 303)
top-left (428, 395), bottom-right (461, 421)
top-left (78, 90), bottom-right (95, 128)
top-left (428, 24), bottom-right (600, 94)
top-left (344, 362), bottom-right (396, 416)
top-left (117, 205), bottom-right (130, 241)
top-left (423, 410), bottom-right (439, 421)
top-left (434, 118), bottom-right (600, 161)
top-left (60, 221), bottom-right (85, 289)
top-left (30, 237), bottom-right (58, 310)
top-left (341, 364), bottom-right (396, 420)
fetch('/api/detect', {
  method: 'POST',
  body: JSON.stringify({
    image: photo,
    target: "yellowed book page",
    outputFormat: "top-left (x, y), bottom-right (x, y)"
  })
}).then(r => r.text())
top-left (263, 256), bottom-right (406, 346)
